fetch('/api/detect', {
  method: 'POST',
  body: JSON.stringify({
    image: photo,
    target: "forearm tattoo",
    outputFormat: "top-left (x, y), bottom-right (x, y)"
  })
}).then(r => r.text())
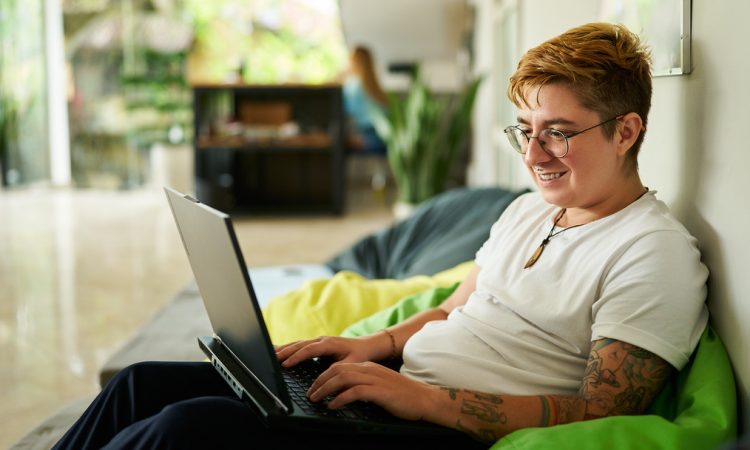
top-left (440, 339), bottom-right (671, 441)
top-left (441, 388), bottom-right (505, 442)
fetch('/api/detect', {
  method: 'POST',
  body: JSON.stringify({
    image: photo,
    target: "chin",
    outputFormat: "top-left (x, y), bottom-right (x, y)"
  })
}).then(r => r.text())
top-left (536, 186), bottom-right (571, 208)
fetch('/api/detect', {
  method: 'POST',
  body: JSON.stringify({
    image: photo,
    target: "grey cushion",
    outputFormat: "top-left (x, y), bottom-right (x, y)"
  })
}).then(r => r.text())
top-left (10, 396), bottom-right (94, 450)
top-left (326, 187), bottom-right (529, 279)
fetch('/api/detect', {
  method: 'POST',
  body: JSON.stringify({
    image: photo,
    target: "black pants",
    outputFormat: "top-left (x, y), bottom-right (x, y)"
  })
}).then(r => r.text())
top-left (53, 361), bottom-right (486, 450)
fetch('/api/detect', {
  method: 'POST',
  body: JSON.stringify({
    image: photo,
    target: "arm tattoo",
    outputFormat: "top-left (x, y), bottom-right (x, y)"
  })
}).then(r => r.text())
top-left (442, 388), bottom-right (506, 442)
top-left (551, 396), bottom-right (584, 424)
top-left (460, 399), bottom-right (507, 423)
top-left (580, 339), bottom-right (673, 419)
top-left (582, 339), bottom-right (620, 389)
top-left (465, 389), bottom-right (504, 405)
top-left (438, 340), bottom-right (669, 440)
top-left (441, 387), bottom-right (458, 400)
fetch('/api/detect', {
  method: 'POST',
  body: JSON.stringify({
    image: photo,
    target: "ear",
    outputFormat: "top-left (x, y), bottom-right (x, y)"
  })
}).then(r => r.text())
top-left (615, 112), bottom-right (644, 157)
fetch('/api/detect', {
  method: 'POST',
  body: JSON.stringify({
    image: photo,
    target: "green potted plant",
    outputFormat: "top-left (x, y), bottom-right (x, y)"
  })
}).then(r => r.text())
top-left (371, 68), bottom-right (483, 215)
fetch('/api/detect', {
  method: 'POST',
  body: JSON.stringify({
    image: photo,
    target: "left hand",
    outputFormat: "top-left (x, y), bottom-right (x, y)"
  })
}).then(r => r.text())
top-left (307, 361), bottom-right (439, 422)
top-left (275, 334), bottom-right (390, 368)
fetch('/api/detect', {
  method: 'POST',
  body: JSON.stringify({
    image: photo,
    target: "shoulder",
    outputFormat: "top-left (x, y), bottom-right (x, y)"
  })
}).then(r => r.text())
top-left (606, 192), bottom-right (701, 256)
top-left (618, 191), bottom-right (691, 234)
top-left (581, 192), bottom-right (703, 272)
top-left (343, 78), bottom-right (365, 99)
top-left (343, 76), bottom-right (361, 89)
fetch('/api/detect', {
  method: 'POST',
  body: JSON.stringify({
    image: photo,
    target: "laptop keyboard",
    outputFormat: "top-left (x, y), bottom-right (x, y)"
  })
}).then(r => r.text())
top-left (282, 359), bottom-right (390, 421)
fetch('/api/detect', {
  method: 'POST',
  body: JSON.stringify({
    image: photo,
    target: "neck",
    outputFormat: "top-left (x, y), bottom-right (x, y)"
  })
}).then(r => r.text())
top-left (559, 176), bottom-right (647, 227)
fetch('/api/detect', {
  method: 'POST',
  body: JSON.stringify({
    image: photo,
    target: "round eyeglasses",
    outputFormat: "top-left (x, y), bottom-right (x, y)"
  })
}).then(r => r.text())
top-left (503, 115), bottom-right (622, 158)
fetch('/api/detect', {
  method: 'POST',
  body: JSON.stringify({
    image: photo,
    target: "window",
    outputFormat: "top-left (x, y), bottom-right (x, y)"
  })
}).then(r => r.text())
top-left (0, 0), bottom-right (50, 187)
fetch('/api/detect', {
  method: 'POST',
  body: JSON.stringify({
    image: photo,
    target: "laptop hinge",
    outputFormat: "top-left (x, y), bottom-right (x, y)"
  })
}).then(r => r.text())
top-left (214, 335), bottom-right (290, 413)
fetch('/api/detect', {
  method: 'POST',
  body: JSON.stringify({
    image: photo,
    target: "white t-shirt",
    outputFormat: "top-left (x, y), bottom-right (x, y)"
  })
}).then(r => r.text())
top-left (400, 191), bottom-right (708, 396)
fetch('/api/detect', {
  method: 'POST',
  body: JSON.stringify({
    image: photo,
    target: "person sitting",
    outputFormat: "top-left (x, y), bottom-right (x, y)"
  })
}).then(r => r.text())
top-left (52, 22), bottom-right (708, 449)
top-left (343, 45), bottom-right (389, 155)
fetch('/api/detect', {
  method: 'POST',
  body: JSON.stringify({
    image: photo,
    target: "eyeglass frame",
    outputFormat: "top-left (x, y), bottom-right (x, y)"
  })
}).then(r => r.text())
top-left (503, 114), bottom-right (624, 158)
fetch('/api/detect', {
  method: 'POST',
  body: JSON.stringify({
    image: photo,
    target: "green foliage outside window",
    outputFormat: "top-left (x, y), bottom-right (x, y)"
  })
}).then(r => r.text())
top-left (185, 0), bottom-right (347, 85)
top-left (0, 0), bottom-right (49, 187)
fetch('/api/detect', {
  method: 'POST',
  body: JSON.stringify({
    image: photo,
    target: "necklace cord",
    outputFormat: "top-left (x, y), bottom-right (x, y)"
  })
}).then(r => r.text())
top-left (524, 208), bottom-right (579, 269)
top-left (523, 187), bottom-right (649, 270)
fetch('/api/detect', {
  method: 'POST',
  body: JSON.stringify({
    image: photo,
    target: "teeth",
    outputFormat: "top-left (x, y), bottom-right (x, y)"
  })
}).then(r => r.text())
top-left (539, 172), bottom-right (563, 181)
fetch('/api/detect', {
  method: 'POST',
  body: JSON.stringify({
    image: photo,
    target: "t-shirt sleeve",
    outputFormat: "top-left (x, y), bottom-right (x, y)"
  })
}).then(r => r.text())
top-left (591, 230), bottom-right (709, 370)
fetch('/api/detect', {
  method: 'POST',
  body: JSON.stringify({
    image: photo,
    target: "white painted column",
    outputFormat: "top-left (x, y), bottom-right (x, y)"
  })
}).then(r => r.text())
top-left (45, 0), bottom-right (71, 186)
top-left (466, 0), bottom-right (496, 186)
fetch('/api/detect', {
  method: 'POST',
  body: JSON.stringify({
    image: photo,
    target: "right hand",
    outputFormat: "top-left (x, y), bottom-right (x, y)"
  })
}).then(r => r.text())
top-left (275, 334), bottom-right (390, 368)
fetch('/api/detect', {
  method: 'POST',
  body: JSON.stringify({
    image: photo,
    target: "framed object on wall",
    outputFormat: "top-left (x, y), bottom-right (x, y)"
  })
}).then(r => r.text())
top-left (600, 0), bottom-right (692, 76)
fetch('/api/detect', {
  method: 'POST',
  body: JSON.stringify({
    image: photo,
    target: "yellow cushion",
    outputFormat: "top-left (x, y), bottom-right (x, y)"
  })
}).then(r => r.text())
top-left (262, 261), bottom-right (475, 344)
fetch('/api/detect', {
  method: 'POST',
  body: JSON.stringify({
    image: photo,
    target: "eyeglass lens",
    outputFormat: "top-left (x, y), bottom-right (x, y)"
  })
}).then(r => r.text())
top-left (505, 128), bottom-right (568, 157)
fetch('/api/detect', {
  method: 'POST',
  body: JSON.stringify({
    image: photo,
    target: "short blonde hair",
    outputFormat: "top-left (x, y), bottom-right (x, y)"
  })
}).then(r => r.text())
top-left (508, 23), bottom-right (652, 167)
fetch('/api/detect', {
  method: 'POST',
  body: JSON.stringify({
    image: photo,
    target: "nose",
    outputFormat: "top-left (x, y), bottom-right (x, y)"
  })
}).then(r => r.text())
top-left (524, 135), bottom-right (554, 166)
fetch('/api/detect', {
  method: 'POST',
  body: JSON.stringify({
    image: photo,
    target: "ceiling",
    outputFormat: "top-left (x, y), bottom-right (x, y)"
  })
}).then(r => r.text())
top-left (339, 0), bottom-right (470, 86)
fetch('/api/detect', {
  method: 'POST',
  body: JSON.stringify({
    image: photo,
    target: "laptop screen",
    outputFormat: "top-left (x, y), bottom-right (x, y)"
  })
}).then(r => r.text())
top-left (165, 188), bottom-right (287, 401)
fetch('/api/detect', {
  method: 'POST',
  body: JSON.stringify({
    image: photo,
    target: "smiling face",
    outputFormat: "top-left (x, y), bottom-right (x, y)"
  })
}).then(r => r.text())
top-left (518, 83), bottom-right (644, 224)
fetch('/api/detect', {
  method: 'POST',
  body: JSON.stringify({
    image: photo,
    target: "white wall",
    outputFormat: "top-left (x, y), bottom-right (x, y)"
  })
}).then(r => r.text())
top-left (472, 0), bottom-right (750, 422)
top-left (679, 0), bottom-right (750, 424)
top-left (339, 0), bottom-right (471, 92)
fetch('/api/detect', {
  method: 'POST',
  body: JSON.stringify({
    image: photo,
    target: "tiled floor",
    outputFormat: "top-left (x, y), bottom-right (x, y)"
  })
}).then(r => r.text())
top-left (0, 186), bottom-right (393, 448)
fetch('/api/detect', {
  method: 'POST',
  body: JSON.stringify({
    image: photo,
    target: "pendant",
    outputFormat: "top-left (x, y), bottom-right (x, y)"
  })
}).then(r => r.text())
top-left (524, 239), bottom-right (549, 269)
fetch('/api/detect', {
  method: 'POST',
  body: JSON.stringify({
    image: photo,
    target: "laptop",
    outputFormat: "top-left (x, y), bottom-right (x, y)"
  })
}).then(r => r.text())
top-left (164, 187), bottom-right (459, 436)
